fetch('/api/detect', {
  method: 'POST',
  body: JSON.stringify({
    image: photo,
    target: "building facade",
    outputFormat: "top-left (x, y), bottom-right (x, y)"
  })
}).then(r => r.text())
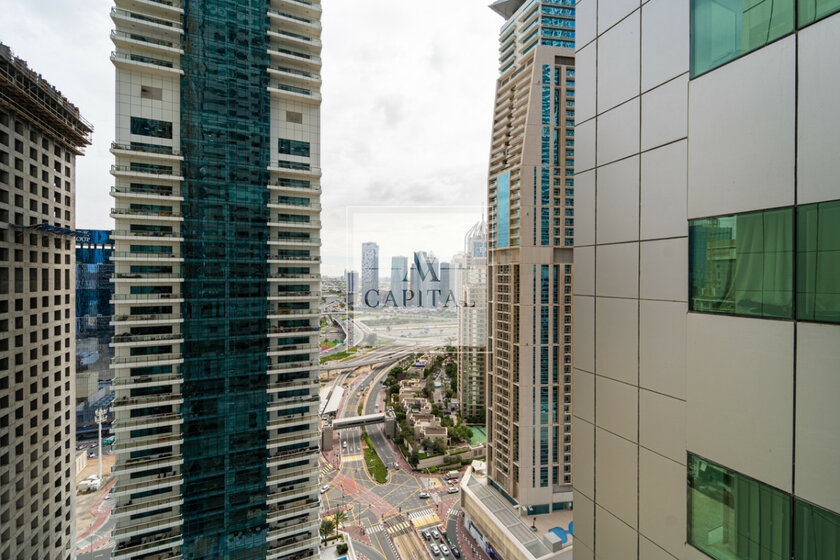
top-left (0, 43), bottom-right (92, 560)
top-left (361, 241), bottom-right (378, 308)
top-left (457, 219), bottom-right (488, 421)
top-left (76, 229), bottom-right (115, 393)
top-left (109, 1), bottom-right (322, 558)
top-left (572, 2), bottom-right (840, 559)
top-left (484, 0), bottom-right (575, 513)
top-left (390, 255), bottom-right (408, 307)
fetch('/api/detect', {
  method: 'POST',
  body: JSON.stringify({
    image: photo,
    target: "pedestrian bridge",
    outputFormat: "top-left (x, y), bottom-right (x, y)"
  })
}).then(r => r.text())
top-left (331, 413), bottom-right (385, 430)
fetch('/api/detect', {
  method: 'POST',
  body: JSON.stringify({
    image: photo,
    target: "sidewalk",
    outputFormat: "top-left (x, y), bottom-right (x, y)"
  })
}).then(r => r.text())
top-left (454, 512), bottom-right (491, 560)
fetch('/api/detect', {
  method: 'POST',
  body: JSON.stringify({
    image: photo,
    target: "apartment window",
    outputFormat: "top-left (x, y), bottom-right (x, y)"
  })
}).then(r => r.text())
top-left (278, 138), bottom-right (310, 158)
top-left (797, 200), bottom-right (840, 324)
top-left (689, 207), bottom-right (793, 319)
top-left (285, 111), bottom-right (303, 124)
top-left (795, 499), bottom-right (840, 559)
top-left (130, 117), bottom-right (172, 139)
top-left (799, 0), bottom-right (840, 26)
top-left (687, 453), bottom-right (790, 560)
top-left (690, 0), bottom-right (795, 77)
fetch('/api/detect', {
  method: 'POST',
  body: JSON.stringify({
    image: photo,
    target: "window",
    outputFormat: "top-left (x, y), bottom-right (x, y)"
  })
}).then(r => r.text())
top-left (794, 498), bottom-right (840, 560)
top-left (690, 0), bottom-right (795, 77)
top-left (278, 138), bottom-right (310, 158)
top-left (796, 201), bottom-right (840, 323)
top-left (130, 117), bottom-right (172, 139)
top-left (689, 207), bottom-right (793, 319)
top-left (687, 453), bottom-right (790, 560)
top-left (140, 86), bottom-right (163, 101)
top-left (799, 0), bottom-right (840, 26)
top-left (285, 111), bottom-right (303, 124)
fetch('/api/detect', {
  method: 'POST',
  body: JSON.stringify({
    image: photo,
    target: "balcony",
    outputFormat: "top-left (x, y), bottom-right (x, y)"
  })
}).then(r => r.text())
top-left (113, 532), bottom-right (182, 559)
top-left (267, 413), bottom-right (318, 431)
top-left (111, 51), bottom-right (183, 76)
top-left (113, 432), bottom-right (183, 453)
top-left (112, 228), bottom-right (182, 242)
top-left (111, 292), bottom-right (183, 303)
top-left (111, 141), bottom-right (183, 160)
top-left (112, 392), bottom-right (183, 410)
top-left (110, 185), bottom-right (184, 202)
top-left (269, 181), bottom-right (321, 195)
top-left (268, 219), bottom-right (320, 229)
top-left (112, 412), bottom-right (183, 432)
top-left (113, 513), bottom-right (183, 539)
top-left (110, 29), bottom-right (182, 56)
top-left (268, 273), bottom-right (319, 283)
top-left (111, 453), bottom-right (183, 475)
top-left (111, 252), bottom-right (184, 265)
top-left (112, 494), bottom-right (184, 519)
top-left (267, 500), bottom-right (319, 522)
top-left (268, 255), bottom-right (320, 265)
top-left (268, 398), bottom-right (318, 415)
top-left (111, 208), bottom-right (183, 222)
top-left (268, 308), bottom-right (319, 320)
top-left (115, 0), bottom-right (184, 16)
top-left (267, 9), bottom-right (322, 34)
top-left (266, 536), bottom-right (319, 559)
top-left (111, 313), bottom-right (184, 326)
top-left (113, 272), bottom-right (183, 283)
top-left (111, 164), bottom-right (183, 181)
top-left (111, 7), bottom-right (183, 37)
top-left (270, 290), bottom-right (320, 301)
top-left (269, 325), bottom-right (319, 337)
top-left (112, 332), bottom-right (183, 347)
top-left (267, 343), bottom-right (319, 355)
top-left (267, 29), bottom-right (322, 51)
top-left (268, 376), bottom-right (318, 392)
top-left (269, 237), bottom-right (321, 247)
top-left (268, 83), bottom-right (321, 104)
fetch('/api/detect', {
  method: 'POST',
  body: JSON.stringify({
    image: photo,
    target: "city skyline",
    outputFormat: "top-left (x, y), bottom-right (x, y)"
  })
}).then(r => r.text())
top-left (0, 0), bottom-right (501, 277)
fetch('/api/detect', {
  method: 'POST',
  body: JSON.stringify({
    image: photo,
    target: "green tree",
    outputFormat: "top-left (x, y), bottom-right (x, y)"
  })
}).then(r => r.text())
top-left (409, 451), bottom-right (419, 468)
top-left (320, 519), bottom-right (335, 542)
top-left (332, 509), bottom-right (348, 531)
top-left (432, 438), bottom-right (446, 454)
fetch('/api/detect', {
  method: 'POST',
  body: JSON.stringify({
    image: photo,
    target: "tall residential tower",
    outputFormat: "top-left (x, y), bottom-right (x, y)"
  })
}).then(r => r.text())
top-left (457, 219), bottom-right (487, 421)
top-left (109, 0), bottom-right (323, 558)
top-left (573, 1), bottom-right (840, 559)
top-left (360, 241), bottom-right (378, 308)
top-left (484, 0), bottom-right (575, 510)
top-left (0, 43), bottom-right (92, 560)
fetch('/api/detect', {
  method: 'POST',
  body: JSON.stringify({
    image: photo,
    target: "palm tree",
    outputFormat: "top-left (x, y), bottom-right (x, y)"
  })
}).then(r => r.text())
top-left (332, 509), bottom-right (348, 531)
top-left (320, 519), bottom-right (335, 543)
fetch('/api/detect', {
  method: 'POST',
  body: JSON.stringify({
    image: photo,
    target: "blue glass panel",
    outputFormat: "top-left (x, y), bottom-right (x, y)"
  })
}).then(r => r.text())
top-left (497, 172), bottom-right (510, 248)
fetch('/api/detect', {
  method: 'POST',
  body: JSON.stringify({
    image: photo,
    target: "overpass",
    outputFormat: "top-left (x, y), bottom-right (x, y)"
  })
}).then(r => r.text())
top-left (331, 412), bottom-right (385, 430)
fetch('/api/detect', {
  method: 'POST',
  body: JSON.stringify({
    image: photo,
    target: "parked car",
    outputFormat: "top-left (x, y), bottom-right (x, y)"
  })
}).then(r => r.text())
top-left (441, 545), bottom-right (450, 556)
top-left (423, 530), bottom-right (431, 541)
top-left (451, 547), bottom-right (461, 558)
top-left (431, 530), bottom-right (440, 540)
top-left (431, 545), bottom-right (440, 556)
top-left (419, 492), bottom-right (430, 499)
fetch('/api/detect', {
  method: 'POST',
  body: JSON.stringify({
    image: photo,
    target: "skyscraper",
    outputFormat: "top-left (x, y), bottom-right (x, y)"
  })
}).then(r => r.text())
top-left (483, 0), bottom-right (575, 511)
top-left (457, 219), bottom-right (487, 421)
top-left (573, 2), bottom-right (840, 559)
top-left (109, 1), bottom-right (322, 557)
top-left (439, 262), bottom-right (452, 307)
top-left (390, 255), bottom-right (408, 307)
top-left (0, 42), bottom-right (92, 560)
top-left (361, 241), bottom-right (378, 308)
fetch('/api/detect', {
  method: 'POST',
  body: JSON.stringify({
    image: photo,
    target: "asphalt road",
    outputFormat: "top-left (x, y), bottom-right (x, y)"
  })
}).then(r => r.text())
top-left (321, 360), bottom-right (455, 560)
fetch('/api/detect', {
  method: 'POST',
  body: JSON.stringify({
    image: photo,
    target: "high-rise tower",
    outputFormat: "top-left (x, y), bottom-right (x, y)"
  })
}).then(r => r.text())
top-left (457, 219), bottom-right (487, 421)
top-left (360, 241), bottom-right (378, 308)
top-left (484, 0), bottom-right (575, 512)
top-left (109, 0), bottom-right (322, 557)
top-left (0, 42), bottom-right (92, 560)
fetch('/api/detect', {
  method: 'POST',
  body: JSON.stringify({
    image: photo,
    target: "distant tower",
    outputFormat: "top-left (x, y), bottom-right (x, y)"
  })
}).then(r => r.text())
top-left (390, 256), bottom-right (408, 307)
top-left (361, 242), bottom-right (379, 307)
top-left (458, 219), bottom-right (488, 420)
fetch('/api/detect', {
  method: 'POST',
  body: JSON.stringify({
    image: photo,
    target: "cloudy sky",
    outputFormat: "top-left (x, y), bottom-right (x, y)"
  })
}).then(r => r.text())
top-left (0, 0), bottom-right (502, 276)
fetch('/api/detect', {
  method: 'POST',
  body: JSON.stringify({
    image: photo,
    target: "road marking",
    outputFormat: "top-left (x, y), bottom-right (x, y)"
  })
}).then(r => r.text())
top-left (341, 454), bottom-right (364, 465)
top-left (408, 508), bottom-right (441, 528)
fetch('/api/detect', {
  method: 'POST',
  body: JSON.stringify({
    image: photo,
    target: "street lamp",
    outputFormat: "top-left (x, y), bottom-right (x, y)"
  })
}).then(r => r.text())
top-left (94, 408), bottom-right (108, 481)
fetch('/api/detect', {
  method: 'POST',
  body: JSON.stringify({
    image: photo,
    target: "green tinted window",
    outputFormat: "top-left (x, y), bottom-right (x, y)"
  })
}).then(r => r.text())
top-left (797, 201), bottom-right (840, 323)
top-left (688, 454), bottom-right (791, 560)
top-left (799, 0), bottom-right (840, 26)
top-left (690, 0), bottom-right (795, 77)
top-left (689, 208), bottom-right (793, 319)
top-left (795, 499), bottom-right (840, 559)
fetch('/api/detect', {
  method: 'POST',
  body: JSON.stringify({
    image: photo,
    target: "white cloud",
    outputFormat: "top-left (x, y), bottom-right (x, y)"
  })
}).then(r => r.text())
top-left (0, 0), bottom-right (503, 275)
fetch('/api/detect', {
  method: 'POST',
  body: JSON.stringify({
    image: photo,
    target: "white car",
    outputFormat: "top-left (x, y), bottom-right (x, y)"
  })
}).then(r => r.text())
top-left (431, 545), bottom-right (441, 556)
top-left (320, 485), bottom-right (329, 494)
top-left (419, 492), bottom-right (430, 499)
top-left (447, 486), bottom-right (459, 494)
top-left (441, 545), bottom-right (450, 556)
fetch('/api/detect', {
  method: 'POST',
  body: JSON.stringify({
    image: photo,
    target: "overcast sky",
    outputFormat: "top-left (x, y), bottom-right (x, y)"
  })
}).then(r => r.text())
top-left (0, 0), bottom-right (502, 277)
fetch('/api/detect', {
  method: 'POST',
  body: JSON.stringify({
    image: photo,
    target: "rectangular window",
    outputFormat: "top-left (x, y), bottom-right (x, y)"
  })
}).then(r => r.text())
top-left (689, 207), bottom-right (793, 319)
top-left (690, 0), bottom-right (795, 77)
top-left (688, 453), bottom-right (790, 560)
top-left (794, 498), bottom-right (840, 559)
top-left (130, 117), bottom-right (172, 139)
top-left (799, 0), bottom-right (840, 27)
top-left (278, 138), bottom-right (310, 158)
top-left (797, 200), bottom-right (840, 324)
